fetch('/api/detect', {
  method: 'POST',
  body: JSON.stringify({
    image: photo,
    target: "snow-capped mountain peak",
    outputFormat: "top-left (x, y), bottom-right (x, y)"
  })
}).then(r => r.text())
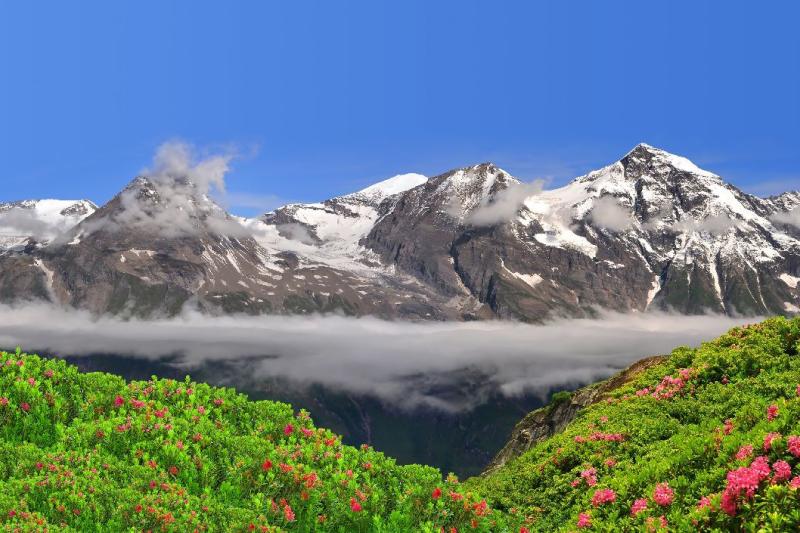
top-left (347, 173), bottom-right (428, 203)
top-left (0, 199), bottom-right (98, 251)
top-left (1, 144), bottom-right (797, 321)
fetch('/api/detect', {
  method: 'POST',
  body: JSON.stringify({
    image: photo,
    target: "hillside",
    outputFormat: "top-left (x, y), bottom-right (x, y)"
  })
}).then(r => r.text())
top-left (469, 316), bottom-right (800, 531)
top-left (3, 317), bottom-right (800, 531)
top-left (0, 350), bottom-right (516, 532)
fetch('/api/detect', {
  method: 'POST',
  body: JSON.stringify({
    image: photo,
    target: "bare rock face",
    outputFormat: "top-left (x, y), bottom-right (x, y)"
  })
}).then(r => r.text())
top-left (0, 144), bottom-right (798, 319)
top-left (483, 355), bottom-right (668, 475)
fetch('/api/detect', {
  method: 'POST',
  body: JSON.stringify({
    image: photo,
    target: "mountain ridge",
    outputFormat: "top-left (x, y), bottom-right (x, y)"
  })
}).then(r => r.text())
top-left (1, 144), bottom-right (798, 320)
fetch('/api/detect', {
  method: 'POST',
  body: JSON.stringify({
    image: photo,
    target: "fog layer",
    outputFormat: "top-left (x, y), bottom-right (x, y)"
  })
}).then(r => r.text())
top-left (0, 303), bottom-right (759, 411)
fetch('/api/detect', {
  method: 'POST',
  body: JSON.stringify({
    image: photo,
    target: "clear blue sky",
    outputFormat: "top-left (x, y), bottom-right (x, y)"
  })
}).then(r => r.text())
top-left (1, 1), bottom-right (798, 215)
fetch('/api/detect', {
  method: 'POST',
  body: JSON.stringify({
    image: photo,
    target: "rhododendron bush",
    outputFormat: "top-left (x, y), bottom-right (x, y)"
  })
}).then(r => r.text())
top-left (470, 316), bottom-right (800, 531)
top-left (0, 349), bottom-right (518, 531)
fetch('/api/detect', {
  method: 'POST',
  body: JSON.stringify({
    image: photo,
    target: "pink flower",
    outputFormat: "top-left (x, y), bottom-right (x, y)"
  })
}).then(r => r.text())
top-left (697, 496), bottom-right (712, 510)
top-left (20, 402), bottom-right (30, 412)
top-left (591, 488), bottom-right (616, 507)
top-left (43, 369), bottom-right (53, 378)
top-left (0, 397), bottom-right (8, 406)
top-left (197, 406), bottom-right (206, 414)
top-left (213, 398), bottom-right (224, 406)
top-left (580, 467), bottom-right (598, 487)
top-left (790, 476), bottom-right (800, 489)
top-left (301, 428), bottom-right (314, 438)
top-left (723, 419), bottom-right (734, 435)
top-left (604, 458), bottom-right (617, 468)
top-left (787, 436), bottom-right (800, 457)
top-left (796, 383), bottom-right (800, 397)
top-left (630, 498), bottom-right (648, 516)
top-left (283, 504), bottom-right (295, 522)
top-left (350, 497), bottom-right (362, 512)
top-left (27, 377), bottom-right (35, 386)
top-left (735, 445), bottom-right (753, 461)
top-left (283, 424), bottom-right (294, 436)
top-left (767, 404), bottom-right (779, 421)
top-left (114, 395), bottom-right (125, 407)
top-left (763, 432), bottom-right (781, 451)
top-left (773, 460), bottom-right (791, 482)
top-left (653, 483), bottom-right (674, 506)
top-left (576, 512), bottom-right (592, 528)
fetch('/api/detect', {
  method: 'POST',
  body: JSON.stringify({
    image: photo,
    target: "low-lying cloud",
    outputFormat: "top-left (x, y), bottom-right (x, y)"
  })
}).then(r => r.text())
top-left (462, 181), bottom-right (545, 226)
top-left (588, 196), bottom-right (634, 232)
top-left (0, 303), bottom-right (758, 412)
top-left (771, 207), bottom-right (800, 228)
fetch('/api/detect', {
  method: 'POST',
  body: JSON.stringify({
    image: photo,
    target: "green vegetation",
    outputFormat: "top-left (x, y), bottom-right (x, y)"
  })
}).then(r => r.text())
top-left (469, 316), bottom-right (800, 531)
top-left (3, 316), bottom-right (800, 531)
top-left (0, 349), bottom-right (515, 532)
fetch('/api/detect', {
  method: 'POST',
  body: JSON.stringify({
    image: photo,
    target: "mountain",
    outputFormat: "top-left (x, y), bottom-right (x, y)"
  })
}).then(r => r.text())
top-left (0, 144), bottom-right (798, 319)
top-left (0, 199), bottom-right (96, 252)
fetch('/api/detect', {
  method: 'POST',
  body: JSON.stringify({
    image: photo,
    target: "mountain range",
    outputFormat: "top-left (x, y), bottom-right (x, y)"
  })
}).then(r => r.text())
top-left (1, 144), bottom-right (799, 320)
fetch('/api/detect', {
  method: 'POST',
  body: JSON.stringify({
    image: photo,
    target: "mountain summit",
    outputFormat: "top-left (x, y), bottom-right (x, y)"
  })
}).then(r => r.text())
top-left (0, 145), bottom-right (798, 320)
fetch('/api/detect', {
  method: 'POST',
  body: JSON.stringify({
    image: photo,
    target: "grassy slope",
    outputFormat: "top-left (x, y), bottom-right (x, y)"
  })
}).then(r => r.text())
top-left (3, 317), bottom-right (800, 531)
top-left (468, 316), bottom-right (800, 531)
top-left (0, 350), bottom-right (516, 532)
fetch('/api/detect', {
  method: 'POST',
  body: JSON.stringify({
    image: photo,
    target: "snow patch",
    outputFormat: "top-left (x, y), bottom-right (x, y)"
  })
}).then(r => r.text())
top-left (780, 273), bottom-right (800, 289)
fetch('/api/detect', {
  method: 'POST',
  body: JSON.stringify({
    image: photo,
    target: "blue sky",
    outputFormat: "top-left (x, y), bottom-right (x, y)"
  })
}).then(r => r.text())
top-left (1, 1), bottom-right (798, 215)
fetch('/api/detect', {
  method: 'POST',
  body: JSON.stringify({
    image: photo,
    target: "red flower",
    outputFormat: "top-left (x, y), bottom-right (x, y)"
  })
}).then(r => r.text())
top-left (653, 483), bottom-right (673, 506)
top-left (262, 459), bottom-right (273, 471)
top-left (697, 496), bottom-right (712, 510)
top-left (723, 419), bottom-right (734, 435)
top-left (168, 465), bottom-right (179, 476)
top-left (631, 498), bottom-right (648, 516)
top-left (591, 488), bottom-right (616, 507)
top-left (114, 395), bottom-right (125, 407)
top-left (350, 498), bottom-right (362, 512)
top-left (283, 504), bottom-right (295, 522)
top-left (577, 512), bottom-right (592, 528)
top-left (0, 397), bottom-right (7, 406)
top-left (20, 402), bottom-right (30, 412)
top-left (787, 436), bottom-right (800, 457)
top-left (773, 460), bottom-right (791, 482)
top-left (735, 445), bottom-right (753, 461)
top-left (763, 432), bottom-right (781, 451)
top-left (767, 404), bottom-right (778, 421)
top-left (432, 487), bottom-right (442, 499)
top-left (283, 424), bottom-right (294, 436)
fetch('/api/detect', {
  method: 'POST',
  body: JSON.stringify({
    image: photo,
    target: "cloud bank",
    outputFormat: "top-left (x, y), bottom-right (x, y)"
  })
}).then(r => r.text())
top-left (466, 181), bottom-right (545, 226)
top-left (771, 207), bottom-right (800, 228)
top-left (0, 303), bottom-right (758, 411)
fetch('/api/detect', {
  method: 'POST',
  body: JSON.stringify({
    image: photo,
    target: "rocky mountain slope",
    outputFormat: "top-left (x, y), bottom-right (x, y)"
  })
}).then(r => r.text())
top-left (0, 199), bottom-right (96, 252)
top-left (0, 144), bottom-right (798, 319)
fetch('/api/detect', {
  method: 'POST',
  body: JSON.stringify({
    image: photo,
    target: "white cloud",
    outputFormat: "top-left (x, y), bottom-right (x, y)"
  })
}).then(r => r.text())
top-left (0, 303), bottom-right (758, 412)
top-left (771, 207), bottom-right (800, 228)
top-left (81, 141), bottom-right (249, 239)
top-left (588, 196), bottom-right (634, 232)
top-left (466, 181), bottom-right (545, 226)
